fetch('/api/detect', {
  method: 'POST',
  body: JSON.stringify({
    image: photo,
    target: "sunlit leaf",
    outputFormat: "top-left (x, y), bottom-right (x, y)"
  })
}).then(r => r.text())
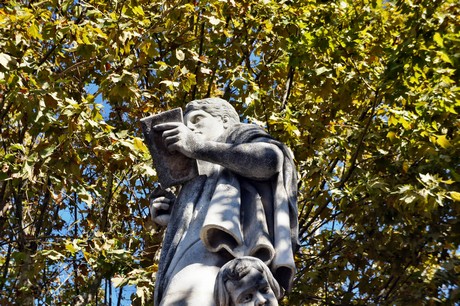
top-left (176, 49), bottom-right (185, 61)
top-left (436, 135), bottom-right (451, 148)
top-left (0, 53), bottom-right (12, 68)
top-left (433, 32), bottom-right (444, 47)
top-left (449, 192), bottom-right (460, 202)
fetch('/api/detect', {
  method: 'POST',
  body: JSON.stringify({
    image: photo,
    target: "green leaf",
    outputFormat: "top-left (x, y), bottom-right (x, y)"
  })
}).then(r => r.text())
top-left (39, 145), bottom-right (56, 159)
top-left (9, 144), bottom-right (25, 152)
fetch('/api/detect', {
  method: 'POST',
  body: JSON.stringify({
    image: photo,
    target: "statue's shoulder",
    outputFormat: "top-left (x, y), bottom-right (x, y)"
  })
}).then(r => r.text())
top-left (224, 123), bottom-right (271, 144)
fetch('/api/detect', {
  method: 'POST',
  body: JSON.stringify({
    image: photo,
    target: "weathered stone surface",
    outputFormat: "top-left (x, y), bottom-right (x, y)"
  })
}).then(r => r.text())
top-left (142, 98), bottom-right (298, 306)
top-left (214, 256), bottom-right (281, 306)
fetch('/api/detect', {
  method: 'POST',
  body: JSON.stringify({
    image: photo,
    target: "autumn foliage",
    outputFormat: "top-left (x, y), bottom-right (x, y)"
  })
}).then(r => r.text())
top-left (0, 0), bottom-right (459, 305)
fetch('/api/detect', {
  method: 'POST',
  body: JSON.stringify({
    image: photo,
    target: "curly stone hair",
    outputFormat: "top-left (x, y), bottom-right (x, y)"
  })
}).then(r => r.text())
top-left (185, 97), bottom-right (240, 124)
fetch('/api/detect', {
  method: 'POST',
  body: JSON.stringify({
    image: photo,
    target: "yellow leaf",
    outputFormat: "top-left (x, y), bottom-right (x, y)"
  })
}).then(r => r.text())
top-left (264, 20), bottom-right (273, 32)
top-left (109, 12), bottom-right (117, 20)
top-left (133, 137), bottom-right (148, 153)
top-left (146, 263), bottom-right (159, 272)
top-left (84, 133), bottom-right (92, 142)
top-left (76, 30), bottom-right (83, 44)
top-left (83, 251), bottom-right (91, 261)
top-left (65, 241), bottom-right (79, 254)
top-left (42, 250), bottom-right (64, 261)
top-left (436, 135), bottom-right (451, 149)
top-left (387, 131), bottom-right (396, 141)
top-left (28, 22), bottom-right (42, 40)
top-left (81, 32), bottom-right (91, 45)
top-left (399, 117), bottom-right (411, 129)
top-left (437, 51), bottom-right (453, 65)
top-left (402, 161), bottom-right (409, 173)
top-left (450, 192), bottom-right (460, 202)
top-left (433, 32), bottom-right (443, 47)
top-left (132, 5), bottom-right (144, 17)
top-left (388, 116), bottom-right (398, 126)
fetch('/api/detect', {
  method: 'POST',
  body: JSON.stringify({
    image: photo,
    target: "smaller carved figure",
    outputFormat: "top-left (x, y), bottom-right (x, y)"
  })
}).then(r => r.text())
top-left (214, 256), bottom-right (282, 306)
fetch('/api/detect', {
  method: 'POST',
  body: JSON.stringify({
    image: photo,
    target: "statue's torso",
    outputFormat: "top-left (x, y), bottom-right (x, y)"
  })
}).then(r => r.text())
top-left (159, 162), bottom-right (224, 305)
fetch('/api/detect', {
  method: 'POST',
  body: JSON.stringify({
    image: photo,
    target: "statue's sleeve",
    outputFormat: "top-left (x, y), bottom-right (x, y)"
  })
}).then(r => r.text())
top-left (204, 124), bottom-right (299, 292)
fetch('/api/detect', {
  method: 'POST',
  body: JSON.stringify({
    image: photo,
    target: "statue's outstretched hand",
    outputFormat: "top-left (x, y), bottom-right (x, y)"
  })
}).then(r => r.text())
top-left (149, 186), bottom-right (176, 226)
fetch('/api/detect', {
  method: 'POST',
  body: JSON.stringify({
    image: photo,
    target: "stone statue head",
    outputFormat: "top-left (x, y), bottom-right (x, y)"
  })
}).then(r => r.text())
top-left (184, 98), bottom-right (240, 141)
top-left (214, 256), bottom-right (281, 306)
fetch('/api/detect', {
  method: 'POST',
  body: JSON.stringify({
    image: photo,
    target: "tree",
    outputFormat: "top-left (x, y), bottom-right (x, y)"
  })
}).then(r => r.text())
top-left (0, 0), bottom-right (458, 305)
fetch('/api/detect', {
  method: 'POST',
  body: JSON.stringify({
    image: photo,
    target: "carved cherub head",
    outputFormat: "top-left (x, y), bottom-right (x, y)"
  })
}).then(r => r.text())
top-left (214, 256), bottom-right (281, 306)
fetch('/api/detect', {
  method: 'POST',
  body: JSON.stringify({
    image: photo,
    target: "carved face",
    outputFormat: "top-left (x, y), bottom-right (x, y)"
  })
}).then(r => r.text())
top-left (184, 109), bottom-right (226, 141)
top-left (226, 267), bottom-right (279, 306)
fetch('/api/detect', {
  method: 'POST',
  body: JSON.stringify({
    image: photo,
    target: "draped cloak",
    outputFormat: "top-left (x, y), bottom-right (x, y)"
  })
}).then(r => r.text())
top-left (154, 123), bottom-right (298, 306)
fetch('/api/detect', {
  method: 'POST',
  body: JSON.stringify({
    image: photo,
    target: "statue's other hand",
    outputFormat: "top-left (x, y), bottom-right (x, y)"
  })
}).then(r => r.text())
top-left (150, 196), bottom-right (172, 226)
top-left (149, 186), bottom-right (176, 226)
top-left (154, 122), bottom-right (199, 158)
top-left (154, 215), bottom-right (170, 226)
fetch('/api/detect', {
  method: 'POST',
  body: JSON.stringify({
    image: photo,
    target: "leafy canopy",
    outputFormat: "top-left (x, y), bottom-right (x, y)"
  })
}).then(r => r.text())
top-left (0, 0), bottom-right (458, 305)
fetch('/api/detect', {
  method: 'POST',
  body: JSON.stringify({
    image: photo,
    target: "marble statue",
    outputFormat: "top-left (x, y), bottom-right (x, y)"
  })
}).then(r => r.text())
top-left (142, 98), bottom-right (298, 305)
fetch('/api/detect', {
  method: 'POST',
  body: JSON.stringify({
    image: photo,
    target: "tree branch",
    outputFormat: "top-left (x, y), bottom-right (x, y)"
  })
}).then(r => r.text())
top-left (0, 232), bottom-right (13, 292)
top-left (281, 65), bottom-right (295, 111)
top-left (338, 90), bottom-right (381, 188)
top-left (33, 178), bottom-right (52, 247)
top-left (191, 16), bottom-right (205, 101)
